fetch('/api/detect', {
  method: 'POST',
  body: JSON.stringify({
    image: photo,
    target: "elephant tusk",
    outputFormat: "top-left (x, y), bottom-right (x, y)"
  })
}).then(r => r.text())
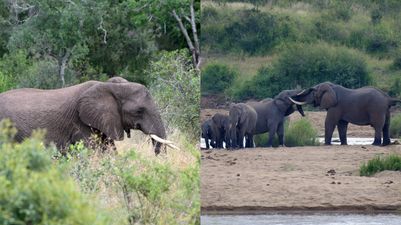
top-left (150, 134), bottom-right (174, 144)
top-left (289, 97), bottom-right (307, 105)
top-left (149, 134), bottom-right (180, 150)
top-left (297, 89), bottom-right (307, 96)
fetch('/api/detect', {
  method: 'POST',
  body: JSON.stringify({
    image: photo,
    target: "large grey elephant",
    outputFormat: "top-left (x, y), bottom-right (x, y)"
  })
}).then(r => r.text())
top-left (211, 113), bottom-right (230, 148)
top-left (247, 90), bottom-right (305, 147)
top-left (290, 82), bottom-right (401, 146)
top-left (0, 77), bottom-right (176, 155)
top-left (228, 103), bottom-right (257, 149)
top-left (201, 119), bottom-right (214, 149)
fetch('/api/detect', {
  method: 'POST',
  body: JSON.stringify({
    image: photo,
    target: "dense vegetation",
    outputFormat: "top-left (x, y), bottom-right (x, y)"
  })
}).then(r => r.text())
top-left (201, 0), bottom-right (401, 101)
top-left (360, 154), bottom-right (401, 176)
top-left (0, 0), bottom-right (199, 89)
top-left (0, 1), bottom-right (200, 224)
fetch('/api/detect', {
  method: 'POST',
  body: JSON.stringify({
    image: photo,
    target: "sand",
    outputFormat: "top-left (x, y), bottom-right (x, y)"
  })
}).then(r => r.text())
top-left (201, 109), bottom-right (401, 214)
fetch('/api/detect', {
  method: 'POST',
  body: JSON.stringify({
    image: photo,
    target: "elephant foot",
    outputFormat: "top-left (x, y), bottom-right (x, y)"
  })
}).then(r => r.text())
top-left (372, 142), bottom-right (381, 146)
top-left (340, 143), bottom-right (348, 145)
top-left (382, 140), bottom-right (391, 146)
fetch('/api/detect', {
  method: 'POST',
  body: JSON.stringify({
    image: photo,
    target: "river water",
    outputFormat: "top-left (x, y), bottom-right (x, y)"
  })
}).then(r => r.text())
top-left (201, 213), bottom-right (401, 225)
top-left (200, 137), bottom-right (389, 148)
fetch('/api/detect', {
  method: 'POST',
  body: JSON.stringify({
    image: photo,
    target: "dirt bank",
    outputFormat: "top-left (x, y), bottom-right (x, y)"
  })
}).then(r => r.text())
top-left (201, 145), bottom-right (401, 214)
top-left (201, 109), bottom-right (401, 214)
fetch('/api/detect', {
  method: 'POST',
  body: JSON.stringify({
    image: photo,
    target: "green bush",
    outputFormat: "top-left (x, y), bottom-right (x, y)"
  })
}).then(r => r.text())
top-left (202, 9), bottom-right (297, 55)
top-left (100, 146), bottom-right (200, 225)
top-left (0, 71), bottom-right (15, 92)
top-left (201, 63), bottom-right (238, 95)
top-left (0, 120), bottom-right (107, 225)
top-left (254, 118), bottom-right (318, 147)
top-left (360, 154), bottom-right (401, 176)
top-left (231, 43), bottom-right (371, 100)
top-left (390, 114), bottom-right (401, 138)
top-left (147, 50), bottom-right (200, 140)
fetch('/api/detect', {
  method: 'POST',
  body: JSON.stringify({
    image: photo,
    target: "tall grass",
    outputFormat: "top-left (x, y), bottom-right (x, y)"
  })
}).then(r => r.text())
top-left (360, 154), bottom-right (401, 176)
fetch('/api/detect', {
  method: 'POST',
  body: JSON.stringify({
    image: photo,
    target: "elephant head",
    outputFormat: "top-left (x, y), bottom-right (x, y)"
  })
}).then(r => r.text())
top-left (78, 78), bottom-right (172, 155)
top-left (273, 90), bottom-right (305, 117)
top-left (289, 82), bottom-right (338, 110)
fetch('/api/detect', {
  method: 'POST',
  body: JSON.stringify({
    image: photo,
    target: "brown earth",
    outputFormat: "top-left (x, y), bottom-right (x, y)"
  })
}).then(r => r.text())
top-left (201, 109), bottom-right (401, 214)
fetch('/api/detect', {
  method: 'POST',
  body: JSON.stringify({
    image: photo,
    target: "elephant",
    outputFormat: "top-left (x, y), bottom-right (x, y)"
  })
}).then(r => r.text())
top-left (201, 119), bottom-right (215, 149)
top-left (247, 90), bottom-right (305, 147)
top-left (210, 113), bottom-right (230, 148)
top-left (0, 77), bottom-right (176, 155)
top-left (228, 103), bottom-right (257, 149)
top-left (289, 82), bottom-right (401, 146)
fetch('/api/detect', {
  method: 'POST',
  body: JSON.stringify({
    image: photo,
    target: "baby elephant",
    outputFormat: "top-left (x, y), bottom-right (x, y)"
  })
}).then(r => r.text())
top-left (201, 119), bottom-right (215, 149)
top-left (211, 113), bottom-right (230, 148)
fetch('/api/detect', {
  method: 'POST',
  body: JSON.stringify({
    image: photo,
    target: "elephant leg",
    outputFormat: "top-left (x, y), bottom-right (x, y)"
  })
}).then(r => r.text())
top-left (324, 113), bottom-right (338, 145)
top-left (337, 120), bottom-right (348, 145)
top-left (238, 128), bottom-right (246, 148)
top-left (205, 137), bottom-right (210, 149)
top-left (248, 134), bottom-right (254, 148)
top-left (277, 122), bottom-right (285, 147)
top-left (372, 114), bottom-right (385, 146)
top-left (382, 112), bottom-right (391, 146)
top-left (267, 123), bottom-right (278, 147)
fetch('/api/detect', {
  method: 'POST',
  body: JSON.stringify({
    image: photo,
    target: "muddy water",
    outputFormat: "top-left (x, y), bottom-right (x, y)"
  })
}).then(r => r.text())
top-left (201, 213), bottom-right (401, 225)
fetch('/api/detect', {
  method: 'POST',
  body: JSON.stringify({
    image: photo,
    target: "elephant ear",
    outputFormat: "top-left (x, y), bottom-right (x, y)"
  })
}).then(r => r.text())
top-left (318, 83), bottom-right (337, 109)
top-left (78, 83), bottom-right (124, 141)
top-left (274, 98), bottom-right (290, 114)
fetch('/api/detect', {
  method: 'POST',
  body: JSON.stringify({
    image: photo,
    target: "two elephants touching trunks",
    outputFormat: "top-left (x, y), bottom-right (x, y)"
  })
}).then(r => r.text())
top-left (0, 77), bottom-right (177, 155)
top-left (202, 82), bottom-right (401, 149)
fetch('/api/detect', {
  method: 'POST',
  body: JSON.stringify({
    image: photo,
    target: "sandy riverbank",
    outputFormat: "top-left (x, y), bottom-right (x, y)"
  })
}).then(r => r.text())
top-left (201, 110), bottom-right (401, 214)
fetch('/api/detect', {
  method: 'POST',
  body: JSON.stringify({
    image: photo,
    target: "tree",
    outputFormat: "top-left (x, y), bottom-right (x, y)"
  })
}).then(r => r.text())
top-left (6, 0), bottom-right (98, 87)
top-left (129, 0), bottom-right (201, 70)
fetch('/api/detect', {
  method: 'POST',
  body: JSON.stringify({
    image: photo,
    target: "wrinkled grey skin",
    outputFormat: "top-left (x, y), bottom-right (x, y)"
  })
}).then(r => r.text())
top-left (247, 90), bottom-right (305, 147)
top-left (291, 82), bottom-right (401, 146)
top-left (201, 119), bottom-right (214, 149)
top-left (229, 103), bottom-right (257, 149)
top-left (0, 77), bottom-right (166, 154)
top-left (211, 113), bottom-right (230, 148)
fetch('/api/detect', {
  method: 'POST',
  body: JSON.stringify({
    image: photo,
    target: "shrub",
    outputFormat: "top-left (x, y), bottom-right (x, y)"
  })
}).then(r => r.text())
top-left (0, 120), bottom-right (107, 225)
top-left (231, 43), bottom-right (371, 100)
top-left (201, 63), bottom-right (238, 94)
top-left (392, 52), bottom-right (401, 70)
top-left (147, 49), bottom-right (200, 140)
top-left (360, 154), bottom-right (401, 176)
top-left (0, 71), bottom-right (15, 92)
top-left (100, 146), bottom-right (200, 225)
top-left (254, 118), bottom-right (318, 147)
top-left (390, 114), bottom-right (401, 138)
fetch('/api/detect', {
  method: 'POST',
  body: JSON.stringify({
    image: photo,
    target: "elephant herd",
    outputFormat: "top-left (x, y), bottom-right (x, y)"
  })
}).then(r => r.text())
top-left (202, 82), bottom-right (401, 149)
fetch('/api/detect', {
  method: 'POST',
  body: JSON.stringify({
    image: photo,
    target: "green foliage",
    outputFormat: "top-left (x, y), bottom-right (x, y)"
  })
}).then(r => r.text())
top-left (389, 77), bottom-right (401, 98)
top-left (0, 120), bottom-right (108, 225)
top-left (285, 118), bottom-right (319, 147)
top-left (231, 43), bottom-right (370, 100)
top-left (202, 9), bottom-right (297, 55)
top-left (390, 114), bottom-right (401, 138)
top-left (360, 154), bottom-right (401, 176)
top-left (0, 71), bottom-right (15, 92)
top-left (201, 63), bottom-right (238, 94)
top-left (254, 118), bottom-right (318, 147)
top-left (147, 50), bottom-right (200, 140)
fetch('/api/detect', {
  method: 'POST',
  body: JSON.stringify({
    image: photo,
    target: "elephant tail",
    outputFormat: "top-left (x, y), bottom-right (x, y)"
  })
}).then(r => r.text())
top-left (390, 98), bottom-right (401, 106)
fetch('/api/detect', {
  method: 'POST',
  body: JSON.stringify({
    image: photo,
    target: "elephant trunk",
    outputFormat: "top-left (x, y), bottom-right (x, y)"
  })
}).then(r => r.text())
top-left (296, 104), bottom-right (305, 117)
